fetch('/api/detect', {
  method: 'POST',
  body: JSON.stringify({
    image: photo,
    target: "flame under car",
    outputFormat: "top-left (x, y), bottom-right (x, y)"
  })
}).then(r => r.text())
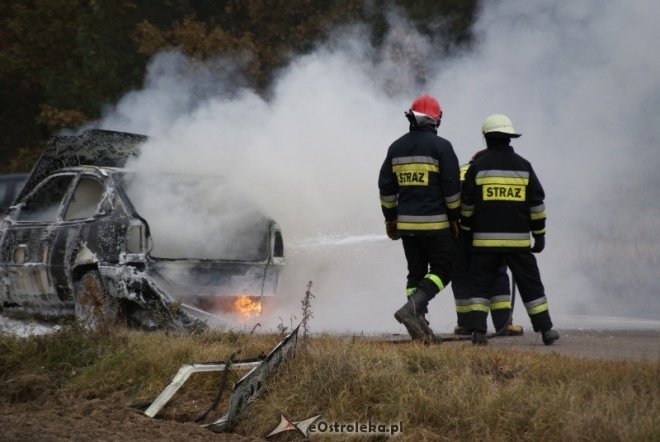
top-left (0, 130), bottom-right (284, 329)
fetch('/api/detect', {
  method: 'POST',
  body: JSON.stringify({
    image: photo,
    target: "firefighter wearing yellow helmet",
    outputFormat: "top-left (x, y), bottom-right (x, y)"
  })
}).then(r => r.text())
top-left (452, 150), bottom-right (523, 337)
top-left (460, 114), bottom-right (559, 345)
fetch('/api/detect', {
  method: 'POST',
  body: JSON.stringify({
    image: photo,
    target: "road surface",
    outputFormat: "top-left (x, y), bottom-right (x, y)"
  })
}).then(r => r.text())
top-left (378, 329), bottom-right (660, 362)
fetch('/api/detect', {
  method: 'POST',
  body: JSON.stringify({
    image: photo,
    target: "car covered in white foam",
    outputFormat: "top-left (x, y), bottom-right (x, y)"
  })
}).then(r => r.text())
top-left (0, 130), bottom-right (284, 329)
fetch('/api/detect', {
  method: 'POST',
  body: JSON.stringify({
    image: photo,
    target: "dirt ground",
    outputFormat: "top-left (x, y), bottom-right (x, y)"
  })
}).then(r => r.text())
top-left (0, 398), bottom-right (259, 442)
top-left (1, 329), bottom-right (657, 441)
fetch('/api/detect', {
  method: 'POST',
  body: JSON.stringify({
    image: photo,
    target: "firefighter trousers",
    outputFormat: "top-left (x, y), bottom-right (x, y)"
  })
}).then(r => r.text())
top-left (401, 233), bottom-right (454, 312)
top-left (466, 251), bottom-right (553, 334)
top-left (452, 239), bottom-right (511, 330)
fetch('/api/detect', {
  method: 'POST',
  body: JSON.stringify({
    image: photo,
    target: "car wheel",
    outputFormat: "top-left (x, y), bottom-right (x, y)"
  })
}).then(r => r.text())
top-left (74, 270), bottom-right (118, 330)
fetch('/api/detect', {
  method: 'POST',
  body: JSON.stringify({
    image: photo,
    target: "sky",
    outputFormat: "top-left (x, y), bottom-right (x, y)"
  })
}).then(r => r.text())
top-left (99, 0), bottom-right (660, 333)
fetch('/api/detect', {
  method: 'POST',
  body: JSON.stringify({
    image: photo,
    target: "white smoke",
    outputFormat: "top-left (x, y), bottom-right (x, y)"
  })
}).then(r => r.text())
top-left (431, 0), bottom-right (660, 324)
top-left (99, 0), bottom-right (660, 332)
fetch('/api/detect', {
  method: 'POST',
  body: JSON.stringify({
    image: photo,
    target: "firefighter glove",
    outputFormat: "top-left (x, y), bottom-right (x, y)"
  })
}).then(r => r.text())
top-left (531, 235), bottom-right (545, 253)
top-left (385, 219), bottom-right (400, 241)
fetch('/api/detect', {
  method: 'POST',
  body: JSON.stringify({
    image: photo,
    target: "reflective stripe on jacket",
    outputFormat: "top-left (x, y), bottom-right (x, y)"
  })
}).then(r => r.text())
top-left (379, 125), bottom-right (460, 234)
top-left (460, 144), bottom-right (546, 251)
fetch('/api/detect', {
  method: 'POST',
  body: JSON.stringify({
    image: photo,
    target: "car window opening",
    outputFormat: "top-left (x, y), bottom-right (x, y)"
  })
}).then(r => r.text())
top-left (16, 175), bottom-right (74, 222)
top-left (65, 177), bottom-right (105, 221)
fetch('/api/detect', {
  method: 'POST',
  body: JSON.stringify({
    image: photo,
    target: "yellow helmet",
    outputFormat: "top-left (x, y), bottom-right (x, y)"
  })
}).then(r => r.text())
top-left (481, 114), bottom-right (521, 138)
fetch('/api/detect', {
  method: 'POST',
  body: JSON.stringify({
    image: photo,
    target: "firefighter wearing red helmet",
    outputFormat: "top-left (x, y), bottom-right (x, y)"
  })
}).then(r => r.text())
top-left (378, 94), bottom-right (460, 343)
top-left (460, 114), bottom-right (559, 346)
top-left (408, 95), bottom-right (443, 125)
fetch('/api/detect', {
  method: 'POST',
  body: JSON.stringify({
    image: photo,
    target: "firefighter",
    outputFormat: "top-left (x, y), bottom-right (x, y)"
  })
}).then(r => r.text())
top-left (378, 95), bottom-right (461, 343)
top-left (460, 114), bottom-right (559, 346)
top-left (452, 153), bottom-right (523, 336)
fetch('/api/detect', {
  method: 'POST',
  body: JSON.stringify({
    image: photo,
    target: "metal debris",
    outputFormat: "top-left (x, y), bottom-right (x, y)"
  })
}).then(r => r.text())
top-left (145, 325), bottom-right (299, 433)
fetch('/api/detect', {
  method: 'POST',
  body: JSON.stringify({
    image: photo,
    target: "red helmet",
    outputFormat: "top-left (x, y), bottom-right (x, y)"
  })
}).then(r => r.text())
top-left (410, 95), bottom-right (442, 122)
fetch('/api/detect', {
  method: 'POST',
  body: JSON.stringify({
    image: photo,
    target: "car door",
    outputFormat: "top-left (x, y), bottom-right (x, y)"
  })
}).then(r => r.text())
top-left (49, 173), bottom-right (113, 299)
top-left (0, 173), bottom-right (76, 307)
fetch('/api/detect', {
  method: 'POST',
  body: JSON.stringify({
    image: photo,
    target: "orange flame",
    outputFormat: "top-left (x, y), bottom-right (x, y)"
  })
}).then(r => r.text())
top-left (233, 295), bottom-right (262, 317)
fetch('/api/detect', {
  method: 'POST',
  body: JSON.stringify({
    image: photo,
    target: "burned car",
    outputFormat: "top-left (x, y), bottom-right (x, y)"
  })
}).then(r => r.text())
top-left (0, 130), bottom-right (284, 329)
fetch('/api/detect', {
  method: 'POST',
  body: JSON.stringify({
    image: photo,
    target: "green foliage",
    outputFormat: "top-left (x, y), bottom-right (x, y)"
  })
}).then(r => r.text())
top-left (0, 0), bottom-right (479, 173)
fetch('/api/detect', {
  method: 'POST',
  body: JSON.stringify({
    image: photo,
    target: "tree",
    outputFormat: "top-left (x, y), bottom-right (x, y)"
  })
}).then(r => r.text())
top-left (0, 0), bottom-right (478, 172)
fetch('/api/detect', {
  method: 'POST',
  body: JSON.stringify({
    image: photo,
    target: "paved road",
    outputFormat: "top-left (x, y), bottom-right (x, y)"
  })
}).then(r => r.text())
top-left (3, 315), bottom-right (658, 362)
top-left (474, 329), bottom-right (660, 362)
top-left (380, 329), bottom-right (660, 362)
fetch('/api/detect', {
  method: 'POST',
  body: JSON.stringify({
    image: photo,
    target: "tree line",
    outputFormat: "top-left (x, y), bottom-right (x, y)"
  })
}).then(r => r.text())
top-left (0, 0), bottom-right (478, 173)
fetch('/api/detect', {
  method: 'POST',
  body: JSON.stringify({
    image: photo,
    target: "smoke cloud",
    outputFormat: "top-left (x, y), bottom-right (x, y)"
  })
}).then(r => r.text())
top-left (99, 1), bottom-right (660, 333)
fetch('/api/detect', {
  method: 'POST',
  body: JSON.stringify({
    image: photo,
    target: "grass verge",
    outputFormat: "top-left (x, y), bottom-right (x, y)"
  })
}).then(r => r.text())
top-left (1, 325), bottom-right (658, 440)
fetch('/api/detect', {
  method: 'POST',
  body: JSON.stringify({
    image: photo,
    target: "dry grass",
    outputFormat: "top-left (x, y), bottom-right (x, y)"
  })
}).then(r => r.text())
top-left (242, 338), bottom-right (659, 441)
top-left (1, 325), bottom-right (658, 441)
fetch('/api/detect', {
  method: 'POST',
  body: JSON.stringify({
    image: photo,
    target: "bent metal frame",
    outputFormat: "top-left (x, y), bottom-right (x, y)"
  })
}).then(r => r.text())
top-left (144, 325), bottom-right (299, 432)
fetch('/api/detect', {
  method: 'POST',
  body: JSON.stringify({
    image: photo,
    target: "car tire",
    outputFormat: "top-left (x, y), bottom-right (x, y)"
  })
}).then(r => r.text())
top-left (74, 270), bottom-right (118, 330)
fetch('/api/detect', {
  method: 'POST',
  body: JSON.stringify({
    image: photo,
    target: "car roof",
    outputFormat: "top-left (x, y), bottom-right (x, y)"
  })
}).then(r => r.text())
top-left (49, 165), bottom-right (122, 174)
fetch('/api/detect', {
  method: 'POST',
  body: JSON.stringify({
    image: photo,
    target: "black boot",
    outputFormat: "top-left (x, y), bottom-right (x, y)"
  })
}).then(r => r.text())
top-left (394, 289), bottom-right (436, 343)
top-left (541, 328), bottom-right (560, 345)
top-left (471, 331), bottom-right (488, 346)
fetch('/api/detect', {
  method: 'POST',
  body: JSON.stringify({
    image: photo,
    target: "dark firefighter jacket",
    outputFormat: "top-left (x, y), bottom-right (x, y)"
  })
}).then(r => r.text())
top-left (379, 125), bottom-right (460, 235)
top-left (460, 144), bottom-right (546, 251)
